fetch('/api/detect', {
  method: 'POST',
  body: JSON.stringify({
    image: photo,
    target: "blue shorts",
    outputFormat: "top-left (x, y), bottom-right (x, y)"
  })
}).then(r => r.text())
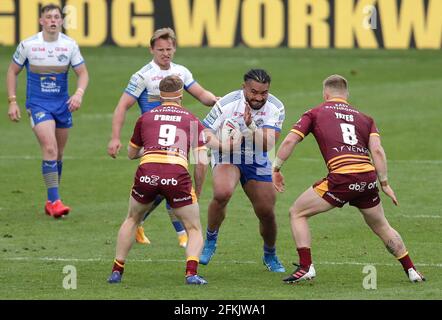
top-left (212, 162), bottom-right (272, 186)
top-left (27, 101), bottom-right (72, 129)
top-left (236, 162), bottom-right (272, 185)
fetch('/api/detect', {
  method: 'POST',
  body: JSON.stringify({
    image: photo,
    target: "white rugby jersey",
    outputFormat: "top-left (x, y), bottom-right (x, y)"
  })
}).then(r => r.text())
top-left (124, 60), bottom-right (196, 114)
top-left (203, 89), bottom-right (285, 133)
top-left (12, 32), bottom-right (84, 104)
top-left (202, 89), bottom-right (285, 165)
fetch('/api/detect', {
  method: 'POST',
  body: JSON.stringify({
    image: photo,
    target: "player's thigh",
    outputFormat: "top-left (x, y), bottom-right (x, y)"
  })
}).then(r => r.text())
top-left (212, 164), bottom-right (241, 197)
top-left (358, 202), bottom-right (390, 230)
top-left (128, 196), bottom-right (154, 223)
top-left (242, 180), bottom-right (276, 213)
top-left (32, 120), bottom-right (57, 148)
top-left (291, 187), bottom-right (335, 218)
top-left (173, 203), bottom-right (202, 231)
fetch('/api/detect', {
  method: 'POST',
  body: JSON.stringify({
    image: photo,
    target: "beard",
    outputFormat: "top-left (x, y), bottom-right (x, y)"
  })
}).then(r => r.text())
top-left (246, 97), bottom-right (266, 110)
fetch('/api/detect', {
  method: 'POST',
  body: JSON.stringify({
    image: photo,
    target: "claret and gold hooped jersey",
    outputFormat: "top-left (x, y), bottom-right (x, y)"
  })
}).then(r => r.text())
top-left (130, 102), bottom-right (206, 170)
top-left (292, 99), bottom-right (379, 174)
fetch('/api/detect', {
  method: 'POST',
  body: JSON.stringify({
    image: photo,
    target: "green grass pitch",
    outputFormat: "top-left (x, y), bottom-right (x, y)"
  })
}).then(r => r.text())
top-left (0, 47), bottom-right (441, 300)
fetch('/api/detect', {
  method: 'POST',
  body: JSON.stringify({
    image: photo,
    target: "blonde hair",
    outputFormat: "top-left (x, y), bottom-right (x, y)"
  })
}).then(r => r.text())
top-left (323, 74), bottom-right (349, 95)
top-left (150, 27), bottom-right (176, 48)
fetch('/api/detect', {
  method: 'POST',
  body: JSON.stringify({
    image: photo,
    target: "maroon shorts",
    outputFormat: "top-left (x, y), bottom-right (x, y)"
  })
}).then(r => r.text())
top-left (313, 171), bottom-right (380, 209)
top-left (131, 163), bottom-right (196, 209)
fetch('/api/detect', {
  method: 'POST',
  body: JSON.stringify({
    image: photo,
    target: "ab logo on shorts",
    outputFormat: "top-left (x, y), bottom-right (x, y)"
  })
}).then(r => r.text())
top-left (348, 181), bottom-right (377, 192)
top-left (139, 175), bottom-right (178, 186)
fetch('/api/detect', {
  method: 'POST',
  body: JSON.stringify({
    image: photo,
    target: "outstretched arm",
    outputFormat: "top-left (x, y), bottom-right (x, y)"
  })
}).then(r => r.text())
top-left (187, 83), bottom-right (219, 107)
top-left (272, 131), bottom-right (303, 192)
top-left (107, 93), bottom-right (137, 158)
top-left (6, 62), bottom-right (23, 122)
top-left (368, 134), bottom-right (398, 205)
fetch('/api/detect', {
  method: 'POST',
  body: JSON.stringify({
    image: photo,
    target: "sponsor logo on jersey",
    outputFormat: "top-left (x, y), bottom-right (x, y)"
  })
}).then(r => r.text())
top-left (35, 112), bottom-right (46, 120)
top-left (31, 47), bottom-right (45, 52)
top-left (13, 50), bottom-right (20, 60)
top-left (132, 188), bottom-right (144, 198)
top-left (348, 181), bottom-right (377, 192)
top-left (331, 145), bottom-right (369, 154)
top-left (151, 75), bottom-right (164, 81)
top-left (326, 192), bottom-right (345, 204)
top-left (204, 108), bottom-right (220, 125)
top-left (40, 76), bottom-right (61, 93)
top-left (139, 175), bottom-right (178, 186)
top-left (57, 54), bottom-right (68, 62)
top-left (255, 118), bottom-right (264, 127)
top-left (173, 195), bottom-right (192, 202)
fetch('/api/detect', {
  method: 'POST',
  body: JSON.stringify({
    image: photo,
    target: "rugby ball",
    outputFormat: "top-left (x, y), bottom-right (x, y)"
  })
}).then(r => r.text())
top-left (219, 118), bottom-right (241, 142)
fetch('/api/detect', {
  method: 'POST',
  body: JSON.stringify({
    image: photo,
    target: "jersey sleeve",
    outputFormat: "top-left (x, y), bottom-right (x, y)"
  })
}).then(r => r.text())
top-left (12, 41), bottom-right (27, 67)
top-left (202, 102), bottom-right (224, 131)
top-left (291, 109), bottom-right (314, 139)
top-left (182, 66), bottom-right (196, 90)
top-left (70, 41), bottom-right (84, 67)
top-left (263, 106), bottom-right (285, 132)
top-left (124, 72), bottom-right (146, 99)
top-left (191, 117), bottom-right (208, 150)
top-left (130, 117), bottom-right (143, 148)
top-left (369, 117), bottom-right (380, 137)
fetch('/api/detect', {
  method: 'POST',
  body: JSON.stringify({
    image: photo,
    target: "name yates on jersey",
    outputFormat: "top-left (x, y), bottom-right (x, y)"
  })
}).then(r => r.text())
top-left (335, 112), bottom-right (354, 122)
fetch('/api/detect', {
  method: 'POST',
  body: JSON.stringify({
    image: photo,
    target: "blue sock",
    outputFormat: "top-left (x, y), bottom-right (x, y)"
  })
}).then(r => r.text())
top-left (206, 229), bottom-right (218, 242)
top-left (57, 160), bottom-right (63, 183)
top-left (172, 221), bottom-right (185, 233)
top-left (42, 160), bottom-right (59, 202)
top-left (264, 244), bottom-right (276, 256)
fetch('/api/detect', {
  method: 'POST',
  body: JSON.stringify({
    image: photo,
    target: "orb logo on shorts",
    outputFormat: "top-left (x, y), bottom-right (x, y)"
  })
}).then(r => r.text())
top-left (139, 175), bottom-right (178, 186)
top-left (348, 181), bottom-right (377, 192)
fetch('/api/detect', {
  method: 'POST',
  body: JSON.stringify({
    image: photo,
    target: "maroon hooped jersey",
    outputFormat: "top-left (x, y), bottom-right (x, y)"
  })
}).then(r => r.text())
top-left (130, 102), bottom-right (207, 170)
top-left (291, 99), bottom-right (379, 174)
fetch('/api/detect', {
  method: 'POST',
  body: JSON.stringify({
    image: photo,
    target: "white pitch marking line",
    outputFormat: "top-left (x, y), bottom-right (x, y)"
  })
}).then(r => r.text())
top-left (2, 257), bottom-right (441, 268)
top-left (1, 155), bottom-right (441, 164)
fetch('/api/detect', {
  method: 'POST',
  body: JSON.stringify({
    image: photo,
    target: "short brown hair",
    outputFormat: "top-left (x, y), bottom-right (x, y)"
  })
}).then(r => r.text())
top-left (323, 74), bottom-right (348, 93)
top-left (150, 28), bottom-right (176, 48)
top-left (41, 4), bottom-right (63, 17)
top-left (159, 75), bottom-right (183, 93)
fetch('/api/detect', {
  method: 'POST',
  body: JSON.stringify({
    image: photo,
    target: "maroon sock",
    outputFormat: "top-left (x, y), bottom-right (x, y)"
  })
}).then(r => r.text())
top-left (186, 259), bottom-right (198, 276)
top-left (297, 247), bottom-right (312, 269)
top-left (398, 253), bottom-right (414, 271)
top-left (112, 259), bottom-right (125, 274)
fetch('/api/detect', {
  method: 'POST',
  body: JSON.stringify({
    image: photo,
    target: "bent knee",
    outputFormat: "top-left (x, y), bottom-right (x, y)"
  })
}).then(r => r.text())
top-left (289, 205), bottom-right (304, 219)
top-left (213, 189), bottom-right (234, 204)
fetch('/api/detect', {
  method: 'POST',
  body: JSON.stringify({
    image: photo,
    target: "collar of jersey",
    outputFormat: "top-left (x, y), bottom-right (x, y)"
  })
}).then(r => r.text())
top-left (161, 102), bottom-right (181, 108)
top-left (327, 98), bottom-right (348, 104)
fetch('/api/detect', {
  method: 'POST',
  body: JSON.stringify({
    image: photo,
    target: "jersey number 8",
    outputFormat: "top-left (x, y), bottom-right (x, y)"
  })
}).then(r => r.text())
top-left (340, 123), bottom-right (358, 146)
